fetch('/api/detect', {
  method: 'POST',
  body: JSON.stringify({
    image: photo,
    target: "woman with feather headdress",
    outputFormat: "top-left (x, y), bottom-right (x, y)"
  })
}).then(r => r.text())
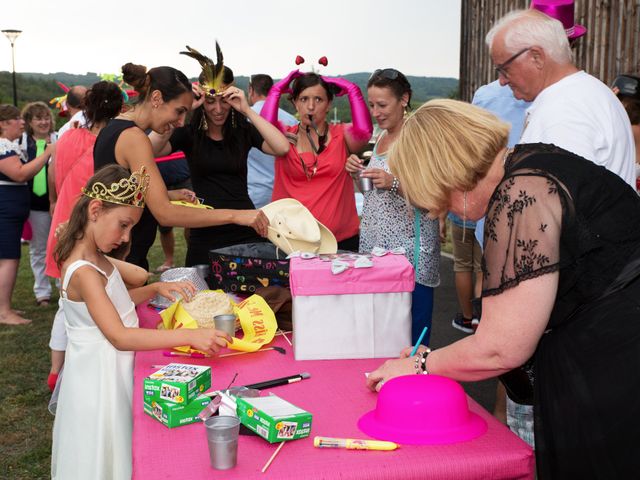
top-left (93, 57), bottom-right (273, 271)
top-left (150, 42), bottom-right (289, 266)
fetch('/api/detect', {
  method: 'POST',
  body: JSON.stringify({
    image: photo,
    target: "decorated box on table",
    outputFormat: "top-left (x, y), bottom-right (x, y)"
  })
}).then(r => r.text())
top-left (289, 254), bottom-right (414, 360)
top-left (236, 395), bottom-right (313, 443)
top-left (143, 363), bottom-right (211, 405)
top-left (143, 394), bottom-right (211, 428)
top-left (208, 242), bottom-right (290, 294)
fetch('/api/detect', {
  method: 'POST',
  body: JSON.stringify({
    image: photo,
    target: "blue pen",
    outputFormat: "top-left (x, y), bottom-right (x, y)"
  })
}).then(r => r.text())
top-left (409, 327), bottom-right (429, 356)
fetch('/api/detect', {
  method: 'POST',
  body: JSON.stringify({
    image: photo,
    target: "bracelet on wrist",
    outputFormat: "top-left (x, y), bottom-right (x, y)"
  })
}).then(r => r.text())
top-left (413, 347), bottom-right (432, 375)
top-left (389, 176), bottom-right (400, 195)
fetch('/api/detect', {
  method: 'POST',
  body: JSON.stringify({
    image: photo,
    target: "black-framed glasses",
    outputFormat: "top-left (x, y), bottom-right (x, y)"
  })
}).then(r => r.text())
top-left (494, 48), bottom-right (530, 78)
top-left (369, 68), bottom-right (400, 81)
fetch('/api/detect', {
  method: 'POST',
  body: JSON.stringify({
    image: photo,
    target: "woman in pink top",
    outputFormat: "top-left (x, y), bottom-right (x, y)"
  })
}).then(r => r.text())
top-left (46, 81), bottom-right (124, 279)
top-left (261, 71), bottom-right (372, 250)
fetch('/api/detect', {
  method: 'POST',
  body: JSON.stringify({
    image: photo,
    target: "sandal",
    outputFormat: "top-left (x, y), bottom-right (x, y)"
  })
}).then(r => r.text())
top-left (36, 298), bottom-right (51, 307)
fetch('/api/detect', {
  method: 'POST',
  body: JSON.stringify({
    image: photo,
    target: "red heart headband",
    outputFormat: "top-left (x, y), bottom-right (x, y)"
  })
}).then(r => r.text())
top-left (295, 55), bottom-right (328, 67)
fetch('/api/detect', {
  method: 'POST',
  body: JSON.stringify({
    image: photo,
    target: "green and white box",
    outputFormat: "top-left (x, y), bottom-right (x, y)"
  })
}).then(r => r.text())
top-left (143, 363), bottom-right (211, 405)
top-left (143, 394), bottom-right (211, 428)
top-left (236, 395), bottom-right (312, 443)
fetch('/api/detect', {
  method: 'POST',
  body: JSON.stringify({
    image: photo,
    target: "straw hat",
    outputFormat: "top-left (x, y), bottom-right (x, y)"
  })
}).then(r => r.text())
top-left (261, 198), bottom-right (337, 255)
top-left (358, 375), bottom-right (487, 445)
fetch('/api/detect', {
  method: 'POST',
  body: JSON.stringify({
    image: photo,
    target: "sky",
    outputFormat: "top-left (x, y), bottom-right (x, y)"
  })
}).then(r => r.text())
top-left (1, 0), bottom-right (461, 79)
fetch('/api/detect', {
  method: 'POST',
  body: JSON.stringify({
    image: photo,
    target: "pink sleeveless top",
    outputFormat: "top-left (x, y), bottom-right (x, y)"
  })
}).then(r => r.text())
top-left (45, 129), bottom-right (97, 278)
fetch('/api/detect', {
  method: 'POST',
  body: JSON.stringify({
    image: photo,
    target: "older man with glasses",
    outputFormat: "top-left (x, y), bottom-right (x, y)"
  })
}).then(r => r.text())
top-left (486, 6), bottom-right (636, 189)
top-left (471, 0), bottom-right (637, 451)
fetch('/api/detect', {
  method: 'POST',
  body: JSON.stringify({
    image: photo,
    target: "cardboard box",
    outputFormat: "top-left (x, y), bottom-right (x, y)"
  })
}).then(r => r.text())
top-left (143, 394), bottom-right (211, 428)
top-left (236, 395), bottom-right (312, 443)
top-left (143, 363), bottom-right (211, 405)
top-left (289, 255), bottom-right (414, 360)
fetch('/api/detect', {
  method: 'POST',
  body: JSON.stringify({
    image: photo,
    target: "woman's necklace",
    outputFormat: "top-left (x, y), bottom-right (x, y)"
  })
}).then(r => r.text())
top-left (294, 139), bottom-right (319, 181)
top-left (295, 120), bottom-right (328, 181)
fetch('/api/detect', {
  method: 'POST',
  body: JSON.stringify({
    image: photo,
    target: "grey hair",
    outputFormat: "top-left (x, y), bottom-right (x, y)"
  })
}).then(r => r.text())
top-left (486, 9), bottom-right (573, 64)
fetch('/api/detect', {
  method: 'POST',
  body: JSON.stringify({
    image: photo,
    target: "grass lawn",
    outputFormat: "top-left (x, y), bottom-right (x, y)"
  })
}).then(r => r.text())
top-left (0, 224), bottom-right (451, 478)
top-left (0, 229), bottom-right (186, 478)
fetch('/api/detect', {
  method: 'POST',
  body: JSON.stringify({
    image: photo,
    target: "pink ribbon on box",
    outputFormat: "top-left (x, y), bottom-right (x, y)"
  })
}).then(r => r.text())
top-left (289, 255), bottom-right (414, 296)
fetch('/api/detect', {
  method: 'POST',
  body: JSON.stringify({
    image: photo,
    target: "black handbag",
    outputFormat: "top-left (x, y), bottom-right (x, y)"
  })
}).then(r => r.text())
top-left (499, 358), bottom-right (535, 405)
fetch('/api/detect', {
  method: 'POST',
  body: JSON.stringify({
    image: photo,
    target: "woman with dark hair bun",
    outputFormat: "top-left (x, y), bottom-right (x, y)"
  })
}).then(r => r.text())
top-left (150, 44), bottom-right (289, 266)
top-left (260, 68), bottom-right (373, 251)
top-left (94, 61), bottom-right (272, 270)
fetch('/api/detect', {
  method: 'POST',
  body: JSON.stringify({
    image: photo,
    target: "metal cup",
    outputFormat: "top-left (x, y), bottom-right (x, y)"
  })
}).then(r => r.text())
top-left (204, 416), bottom-right (240, 470)
top-left (358, 175), bottom-right (374, 192)
top-left (214, 314), bottom-right (237, 337)
top-left (193, 264), bottom-right (211, 281)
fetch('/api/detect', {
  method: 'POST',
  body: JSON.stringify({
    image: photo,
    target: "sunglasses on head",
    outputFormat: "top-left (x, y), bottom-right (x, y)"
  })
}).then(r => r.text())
top-left (369, 68), bottom-right (401, 81)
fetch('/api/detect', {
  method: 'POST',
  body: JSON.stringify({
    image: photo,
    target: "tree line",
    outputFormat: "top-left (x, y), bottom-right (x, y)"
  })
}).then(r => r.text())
top-left (0, 71), bottom-right (459, 128)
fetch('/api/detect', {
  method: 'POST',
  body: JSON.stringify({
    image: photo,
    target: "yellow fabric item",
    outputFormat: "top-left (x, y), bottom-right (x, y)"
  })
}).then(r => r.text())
top-left (160, 290), bottom-right (277, 354)
top-left (170, 200), bottom-right (214, 210)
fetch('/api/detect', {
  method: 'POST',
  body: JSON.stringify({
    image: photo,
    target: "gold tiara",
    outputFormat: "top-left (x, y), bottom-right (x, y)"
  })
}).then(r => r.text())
top-left (82, 167), bottom-right (150, 208)
top-left (180, 42), bottom-right (227, 97)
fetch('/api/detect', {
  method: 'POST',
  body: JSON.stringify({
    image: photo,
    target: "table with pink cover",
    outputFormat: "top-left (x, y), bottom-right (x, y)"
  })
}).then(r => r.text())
top-left (133, 304), bottom-right (535, 479)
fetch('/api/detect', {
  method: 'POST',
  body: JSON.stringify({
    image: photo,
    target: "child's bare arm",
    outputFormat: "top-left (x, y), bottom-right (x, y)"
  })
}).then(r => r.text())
top-left (128, 281), bottom-right (196, 306)
top-left (72, 268), bottom-right (230, 353)
top-left (107, 258), bottom-right (149, 288)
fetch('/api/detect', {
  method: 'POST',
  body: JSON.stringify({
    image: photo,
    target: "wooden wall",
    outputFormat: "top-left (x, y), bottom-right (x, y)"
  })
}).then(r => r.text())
top-left (459, 0), bottom-right (640, 101)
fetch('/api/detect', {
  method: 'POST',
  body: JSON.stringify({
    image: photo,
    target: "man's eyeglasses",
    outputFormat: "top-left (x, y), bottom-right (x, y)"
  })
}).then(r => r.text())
top-left (369, 68), bottom-right (400, 82)
top-left (494, 48), bottom-right (530, 78)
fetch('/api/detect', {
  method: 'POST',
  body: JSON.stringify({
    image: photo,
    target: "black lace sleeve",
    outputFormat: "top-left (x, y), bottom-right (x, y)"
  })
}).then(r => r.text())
top-left (482, 173), bottom-right (562, 297)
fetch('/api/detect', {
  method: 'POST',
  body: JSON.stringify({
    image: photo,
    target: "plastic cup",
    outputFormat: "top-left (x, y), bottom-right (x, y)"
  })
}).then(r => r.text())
top-left (358, 175), bottom-right (374, 192)
top-left (214, 314), bottom-right (236, 337)
top-left (204, 416), bottom-right (240, 470)
top-left (228, 387), bottom-right (261, 399)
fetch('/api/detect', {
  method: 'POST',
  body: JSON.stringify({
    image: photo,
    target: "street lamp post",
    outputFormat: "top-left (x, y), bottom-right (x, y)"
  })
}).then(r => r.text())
top-left (2, 29), bottom-right (22, 107)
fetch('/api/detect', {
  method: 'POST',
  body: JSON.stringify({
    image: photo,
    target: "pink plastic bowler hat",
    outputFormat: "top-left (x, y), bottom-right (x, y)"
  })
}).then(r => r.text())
top-left (358, 375), bottom-right (487, 445)
top-left (531, 0), bottom-right (587, 40)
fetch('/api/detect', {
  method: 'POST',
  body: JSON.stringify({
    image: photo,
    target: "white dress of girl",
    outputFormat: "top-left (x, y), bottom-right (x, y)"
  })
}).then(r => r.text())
top-left (51, 259), bottom-right (138, 480)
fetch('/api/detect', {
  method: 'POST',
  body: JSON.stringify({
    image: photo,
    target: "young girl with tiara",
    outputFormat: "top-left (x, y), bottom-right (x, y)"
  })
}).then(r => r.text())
top-left (50, 164), bottom-right (230, 479)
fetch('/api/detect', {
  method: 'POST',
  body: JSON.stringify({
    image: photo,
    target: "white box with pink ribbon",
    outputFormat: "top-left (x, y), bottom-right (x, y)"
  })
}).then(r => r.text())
top-left (289, 254), bottom-right (414, 360)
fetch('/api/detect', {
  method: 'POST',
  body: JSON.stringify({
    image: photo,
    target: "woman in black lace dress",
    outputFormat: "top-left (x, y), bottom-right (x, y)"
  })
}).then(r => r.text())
top-left (366, 99), bottom-right (640, 478)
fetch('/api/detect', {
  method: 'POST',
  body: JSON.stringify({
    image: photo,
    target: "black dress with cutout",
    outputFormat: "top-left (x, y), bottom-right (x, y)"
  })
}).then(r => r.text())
top-left (482, 143), bottom-right (640, 479)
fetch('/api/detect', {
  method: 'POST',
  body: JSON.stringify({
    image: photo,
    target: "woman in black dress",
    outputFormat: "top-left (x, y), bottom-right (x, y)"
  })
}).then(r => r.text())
top-left (151, 50), bottom-right (289, 266)
top-left (94, 63), bottom-right (275, 270)
top-left (367, 99), bottom-right (640, 478)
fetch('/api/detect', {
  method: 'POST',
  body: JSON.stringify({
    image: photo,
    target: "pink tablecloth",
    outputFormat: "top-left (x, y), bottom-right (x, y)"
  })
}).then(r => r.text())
top-left (133, 304), bottom-right (535, 479)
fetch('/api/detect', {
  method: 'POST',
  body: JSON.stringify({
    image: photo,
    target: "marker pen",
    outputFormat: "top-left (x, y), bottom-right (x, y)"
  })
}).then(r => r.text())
top-left (313, 436), bottom-right (398, 451)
